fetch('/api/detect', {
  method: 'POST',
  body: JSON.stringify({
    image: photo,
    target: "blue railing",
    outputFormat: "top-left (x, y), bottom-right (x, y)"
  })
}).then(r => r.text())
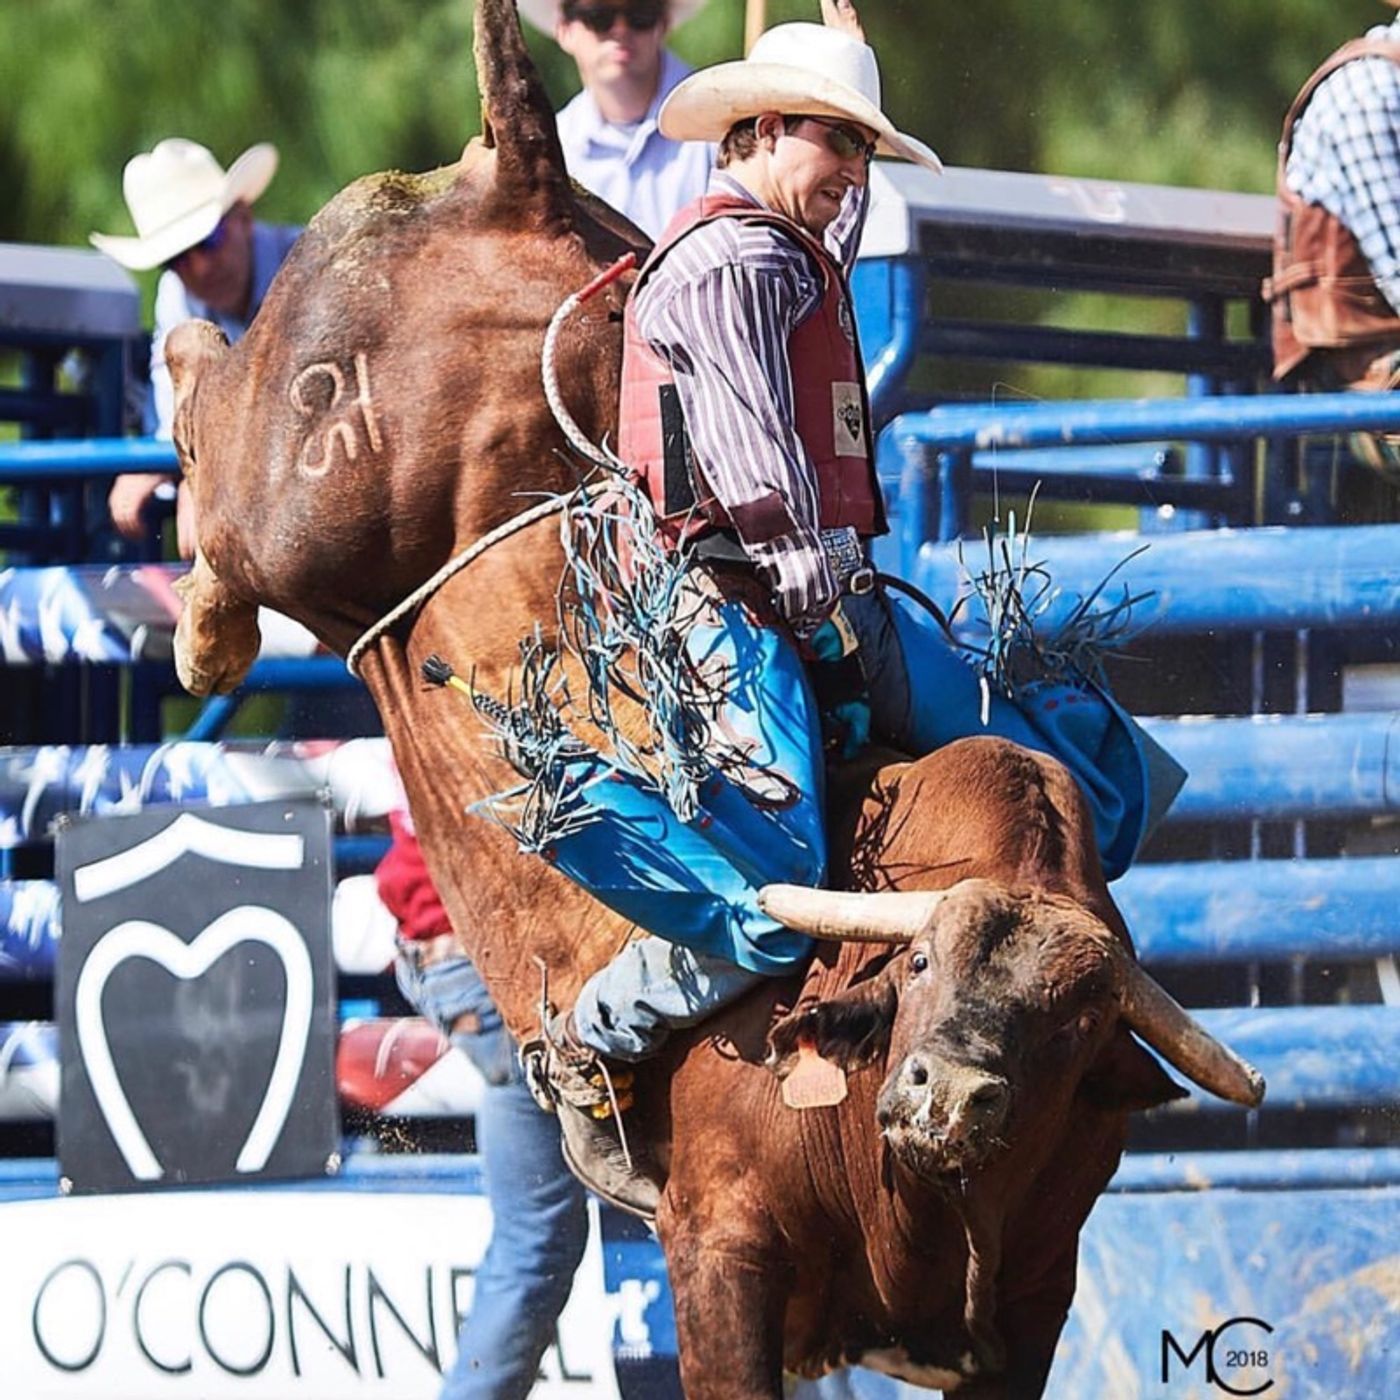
top-left (876, 389), bottom-right (1400, 567)
top-left (0, 436), bottom-right (177, 479)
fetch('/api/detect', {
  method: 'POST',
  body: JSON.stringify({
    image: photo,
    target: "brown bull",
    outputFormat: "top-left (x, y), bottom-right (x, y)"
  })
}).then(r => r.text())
top-left (165, 2), bottom-right (1263, 1395)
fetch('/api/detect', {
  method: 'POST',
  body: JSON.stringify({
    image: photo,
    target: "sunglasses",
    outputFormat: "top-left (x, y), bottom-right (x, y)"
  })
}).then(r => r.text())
top-left (166, 216), bottom-right (230, 273)
top-left (790, 115), bottom-right (878, 166)
top-left (563, 2), bottom-right (666, 34)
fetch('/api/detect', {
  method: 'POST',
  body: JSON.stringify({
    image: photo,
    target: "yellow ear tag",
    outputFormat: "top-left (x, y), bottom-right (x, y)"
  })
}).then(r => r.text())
top-left (782, 1040), bottom-right (848, 1110)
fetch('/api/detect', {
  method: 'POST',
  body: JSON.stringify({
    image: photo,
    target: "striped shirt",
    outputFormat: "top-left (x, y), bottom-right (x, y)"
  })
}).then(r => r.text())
top-left (1288, 21), bottom-right (1400, 314)
top-left (633, 170), bottom-right (869, 635)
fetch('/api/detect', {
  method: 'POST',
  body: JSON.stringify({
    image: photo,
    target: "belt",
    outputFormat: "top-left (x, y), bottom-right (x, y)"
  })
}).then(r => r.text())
top-left (694, 527), bottom-right (875, 596)
top-left (819, 526), bottom-right (875, 595)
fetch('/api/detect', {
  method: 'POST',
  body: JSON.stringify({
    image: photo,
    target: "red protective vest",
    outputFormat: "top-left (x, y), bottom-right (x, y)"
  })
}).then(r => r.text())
top-left (1264, 38), bottom-right (1400, 381)
top-left (619, 192), bottom-right (886, 549)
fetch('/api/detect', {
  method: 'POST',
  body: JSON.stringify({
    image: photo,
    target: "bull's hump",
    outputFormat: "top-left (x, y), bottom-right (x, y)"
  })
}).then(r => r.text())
top-left (308, 164), bottom-right (462, 242)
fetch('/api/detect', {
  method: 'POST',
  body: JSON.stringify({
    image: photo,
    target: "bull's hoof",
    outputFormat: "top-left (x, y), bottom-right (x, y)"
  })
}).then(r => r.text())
top-left (174, 623), bottom-right (257, 697)
top-left (174, 654), bottom-right (244, 697)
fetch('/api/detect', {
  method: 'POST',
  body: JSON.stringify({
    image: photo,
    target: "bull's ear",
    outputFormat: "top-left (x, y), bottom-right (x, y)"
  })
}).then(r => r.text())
top-left (765, 968), bottom-right (899, 1079)
top-left (165, 320), bottom-right (229, 478)
top-left (1080, 1025), bottom-right (1190, 1112)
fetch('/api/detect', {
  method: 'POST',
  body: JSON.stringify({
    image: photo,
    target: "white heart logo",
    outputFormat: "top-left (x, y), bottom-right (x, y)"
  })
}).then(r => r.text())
top-left (74, 909), bottom-right (314, 1181)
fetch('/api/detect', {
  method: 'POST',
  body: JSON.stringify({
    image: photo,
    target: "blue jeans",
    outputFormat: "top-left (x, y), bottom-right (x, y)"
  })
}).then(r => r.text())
top-left (443, 1064), bottom-right (589, 1400)
top-left (394, 943), bottom-right (515, 1086)
top-left (549, 579), bottom-right (1179, 1061)
top-left (575, 933), bottom-right (769, 1062)
top-left (395, 946), bottom-right (589, 1400)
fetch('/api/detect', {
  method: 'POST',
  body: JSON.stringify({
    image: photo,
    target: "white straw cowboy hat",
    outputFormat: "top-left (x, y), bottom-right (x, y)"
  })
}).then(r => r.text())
top-left (90, 138), bottom-right (278, 272)
top-left (659, 22), bottom-right (941, 172)
top-left (516, 0), bottom-right (708, 31)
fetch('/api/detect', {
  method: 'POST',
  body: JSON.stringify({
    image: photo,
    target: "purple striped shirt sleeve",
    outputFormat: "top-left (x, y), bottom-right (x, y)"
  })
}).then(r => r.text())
top-left (633, 182), bottom-right (870, 634)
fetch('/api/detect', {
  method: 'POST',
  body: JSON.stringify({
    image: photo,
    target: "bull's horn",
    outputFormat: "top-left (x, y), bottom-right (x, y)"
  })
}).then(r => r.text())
top-left (757, 885), bottom-right (944, 943)
top-left (1117, 959), bottom-right (1266, 1107)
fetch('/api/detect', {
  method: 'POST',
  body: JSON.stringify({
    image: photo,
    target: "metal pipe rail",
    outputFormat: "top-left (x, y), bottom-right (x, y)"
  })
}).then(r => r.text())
top-left (911, 521), bottom-right (1400, 635)
top-left (1139, 713), bottom-right (1400, 822)
top-left (878, 389), bottom-right (1400, 565)
top-left (0, 739), bottom-right (399, 846)
top-left (1185, 1005), bottom-right (1399, 1111)
top-left (1119, 856), bottom-right (1400, 963)
top-left (0, 437), bottom-right (177, 480)
top-left (922, 318), bottom-right (1267, 377)
top-left (958, 442), bottom-right (1242, 514)
top-left (886, 389), bottom-right (1400, 453)
top-left (1109, 1146), bottom-right (1400, 1192)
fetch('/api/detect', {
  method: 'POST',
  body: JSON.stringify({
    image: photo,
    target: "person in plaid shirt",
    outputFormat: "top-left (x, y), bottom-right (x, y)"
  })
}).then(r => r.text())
top-left (1266, 2), bottom-right (1400, 488)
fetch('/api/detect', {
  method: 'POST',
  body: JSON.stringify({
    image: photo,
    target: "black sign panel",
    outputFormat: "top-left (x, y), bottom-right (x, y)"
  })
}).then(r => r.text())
top-left (55, 798), bottom-right (338, 1194)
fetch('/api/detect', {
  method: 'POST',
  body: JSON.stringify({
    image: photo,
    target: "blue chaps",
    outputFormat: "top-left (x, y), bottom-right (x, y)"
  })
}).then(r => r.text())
top-left (545, 575), bottom-right (1181, 1061)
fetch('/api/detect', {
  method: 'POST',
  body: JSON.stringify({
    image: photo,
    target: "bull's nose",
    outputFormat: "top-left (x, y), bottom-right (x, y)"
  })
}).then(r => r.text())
top-left (948, 1072), bottom-right (1010, 1141)
top-left (967, 1077), bottom-right (1009, 1114)
top-left (903, 1056), bottom-right (930, 1089)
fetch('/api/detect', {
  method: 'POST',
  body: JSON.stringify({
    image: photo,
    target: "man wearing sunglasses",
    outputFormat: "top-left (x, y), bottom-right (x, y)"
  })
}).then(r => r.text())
top-left (529, 1), bottom-right (1182, 1215)
top-left (91, 139), bottom-right (299, 547)
top-left (517, 0), bottom-right (713, 238)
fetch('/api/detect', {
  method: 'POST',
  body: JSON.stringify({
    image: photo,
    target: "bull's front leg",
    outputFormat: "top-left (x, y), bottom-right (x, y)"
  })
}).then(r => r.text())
top-left (658, 1194), bottom-right (792, 1400)
top-left (173, 550), bottom-right (261, 696)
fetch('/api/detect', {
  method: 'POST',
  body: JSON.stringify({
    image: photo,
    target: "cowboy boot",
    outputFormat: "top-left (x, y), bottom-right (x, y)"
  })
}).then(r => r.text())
top-left (521, 1011), bottom-right (661, 1220)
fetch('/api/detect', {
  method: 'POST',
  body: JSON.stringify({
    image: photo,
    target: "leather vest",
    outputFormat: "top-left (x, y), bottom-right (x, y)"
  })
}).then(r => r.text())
top-left (1264, 38), bottom-right (1400, 381)
top-left (619, 192), bottom-right (885, 548)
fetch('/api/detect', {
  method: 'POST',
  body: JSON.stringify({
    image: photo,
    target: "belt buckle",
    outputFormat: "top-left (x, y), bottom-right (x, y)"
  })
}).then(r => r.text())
top-left (846, 566), bottom-right (875, 596)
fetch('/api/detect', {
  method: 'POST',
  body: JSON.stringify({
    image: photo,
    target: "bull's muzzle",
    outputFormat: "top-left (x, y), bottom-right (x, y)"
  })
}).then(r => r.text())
top-left (878, 1053), bottom-right (1011, 1176)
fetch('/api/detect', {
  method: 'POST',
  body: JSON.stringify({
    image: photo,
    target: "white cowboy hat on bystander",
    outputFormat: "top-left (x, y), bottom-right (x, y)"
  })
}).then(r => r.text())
top-left (658, 21), bottom-right (942, 171)
top-left (90, 138), bottom-right (278, 272)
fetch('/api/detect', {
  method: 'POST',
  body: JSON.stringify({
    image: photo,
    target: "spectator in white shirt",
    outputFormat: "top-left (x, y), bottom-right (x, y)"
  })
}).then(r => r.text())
top-left (518, 0), bottom-right (714, 237)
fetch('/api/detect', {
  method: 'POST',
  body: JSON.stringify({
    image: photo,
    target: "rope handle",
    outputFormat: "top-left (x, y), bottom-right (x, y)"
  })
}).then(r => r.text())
top-left (576, 252), bottom-right (637, 305)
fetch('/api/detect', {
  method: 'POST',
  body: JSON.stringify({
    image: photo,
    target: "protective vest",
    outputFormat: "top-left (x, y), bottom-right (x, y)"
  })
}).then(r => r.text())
top-left (619, 192), bottom-right (885, 548)
top-left (1264, 38), bottom-right (1400, 381)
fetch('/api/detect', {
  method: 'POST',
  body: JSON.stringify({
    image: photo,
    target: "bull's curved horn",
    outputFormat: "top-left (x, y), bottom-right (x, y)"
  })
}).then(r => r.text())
top-left (1117, 959), bottom-right (1266, 1107)
top-left (756, 885), bottom-right (944, 943)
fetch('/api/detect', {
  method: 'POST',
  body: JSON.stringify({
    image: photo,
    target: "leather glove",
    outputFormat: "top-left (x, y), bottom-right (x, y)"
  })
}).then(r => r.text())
top-left (807, 604), bottom-right (873, 760)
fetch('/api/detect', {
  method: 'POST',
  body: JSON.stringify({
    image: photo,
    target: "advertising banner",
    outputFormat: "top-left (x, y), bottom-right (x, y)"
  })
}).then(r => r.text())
top-left (1, 1189), bottom-right (621, 1399)
top-left (54, 799), bottom-right (338, 1192)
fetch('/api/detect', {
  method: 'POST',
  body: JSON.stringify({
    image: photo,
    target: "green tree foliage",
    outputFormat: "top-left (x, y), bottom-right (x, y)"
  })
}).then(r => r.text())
top-left (0, 0), bottom-right (1385, 309)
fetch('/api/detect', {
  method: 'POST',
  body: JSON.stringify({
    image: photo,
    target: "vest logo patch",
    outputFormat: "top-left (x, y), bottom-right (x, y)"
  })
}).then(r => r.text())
top-left (832, 382), bottom-right (867, 457)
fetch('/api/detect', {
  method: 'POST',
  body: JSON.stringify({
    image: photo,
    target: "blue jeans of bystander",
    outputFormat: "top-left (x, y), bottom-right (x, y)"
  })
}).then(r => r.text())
top-left (395, 945), bottom-right (589, 1400)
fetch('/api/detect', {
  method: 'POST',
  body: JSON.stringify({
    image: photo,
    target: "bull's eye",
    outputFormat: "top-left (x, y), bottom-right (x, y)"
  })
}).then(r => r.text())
top-left (909, 951), bottom-right (930, 975)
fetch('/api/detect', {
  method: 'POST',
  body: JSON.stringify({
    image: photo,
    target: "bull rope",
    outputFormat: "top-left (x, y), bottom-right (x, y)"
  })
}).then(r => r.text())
top-left (343, 254), bottom-right (637, 678)
top-left (344, 491), bottom-right (585, 677)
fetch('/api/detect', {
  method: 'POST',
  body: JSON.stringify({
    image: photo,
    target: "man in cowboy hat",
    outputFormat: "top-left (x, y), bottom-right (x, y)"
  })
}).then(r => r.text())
top-left (91, 139), bottom-right (299, 544)
top-left (517, 0), bottom-right (714, 237)
top-left (1264, 1), bottom-right (1400, 509)
top-left (526, 0), bottom-right (1180, 1213)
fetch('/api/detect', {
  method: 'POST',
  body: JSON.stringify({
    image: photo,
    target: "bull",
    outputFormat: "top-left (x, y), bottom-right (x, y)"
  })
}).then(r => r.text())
top-left (164, 1), bottom-right (1264, 1394)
